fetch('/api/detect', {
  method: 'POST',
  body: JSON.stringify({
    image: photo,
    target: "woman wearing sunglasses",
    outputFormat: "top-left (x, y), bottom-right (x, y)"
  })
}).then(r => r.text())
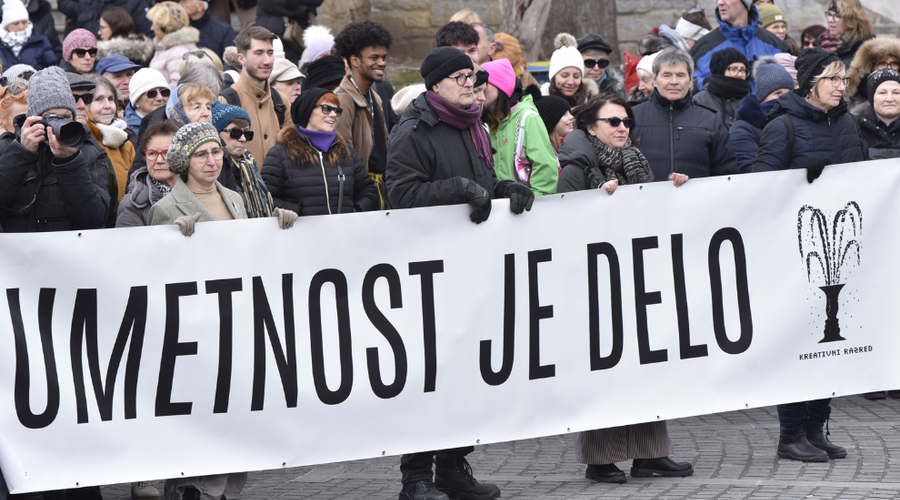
top-left (577, 34), bottom-right (627, 99)
top-left (262, 88), bottom-right (378, 216)
top-left (214, 104), bottom-right (275, 218)
top-left (60, 29), bottom-right (98, 75)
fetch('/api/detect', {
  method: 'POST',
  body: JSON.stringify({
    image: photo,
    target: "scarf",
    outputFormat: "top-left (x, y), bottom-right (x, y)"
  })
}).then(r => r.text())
top-left (704, 74), bottom-right (752, 100)
top-left (0, 22), bottom-right (32, 57)
top-left (586, 134), bottom-right (654, 187)
top-left (150, 176), bottom-right (173, 197)
top-left (297, 124), bottom-right (337, 152)
top-left (232, 151), bottom-right (274, 218)
top-left (425, 90), bottom-right (494, 168)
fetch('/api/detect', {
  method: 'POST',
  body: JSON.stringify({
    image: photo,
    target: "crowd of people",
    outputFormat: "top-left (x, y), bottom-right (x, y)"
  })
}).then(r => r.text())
top-left (0, 0), bottom-right (898, 499)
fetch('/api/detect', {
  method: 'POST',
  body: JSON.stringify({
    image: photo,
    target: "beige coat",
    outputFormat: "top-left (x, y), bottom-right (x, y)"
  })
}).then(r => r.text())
top-left (229, 76), bottom-right (293, 162)
top-left (149, 178), bottom-right (247, 226)
top-left (335, 75), bottom-right (389, 171)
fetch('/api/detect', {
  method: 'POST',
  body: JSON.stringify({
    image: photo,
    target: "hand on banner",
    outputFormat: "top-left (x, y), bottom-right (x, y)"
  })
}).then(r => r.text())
top-left (496, 180), bottom-right (534, 214)
top-left (668, 172), bottom-right (689, 187)
top-left (600, 178), bottom-right (618, 195)
top-left (273, 208), bottom-right (298, 229)
top-left (174, 212), bottom-right (202, 236)
top-left (803, 157), bottom-right (830, 183)
top-left (458, 177), bottom-right (491, 224)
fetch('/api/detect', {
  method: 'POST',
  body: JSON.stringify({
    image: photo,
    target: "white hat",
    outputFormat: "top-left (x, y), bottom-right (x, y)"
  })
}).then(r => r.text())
top-left (637, 52), bottom-right (660, 76)
top-left (548, 33), bottom-right (584, 81)
top-left (128, 68), bottom-right (170, 106)
top-left (300, 25), bottom-right (334, 64)
top-left (675, 17), bottom-right (710, 41)
top-left (268, 58), bottom-right (304, 85)
top-left (1, 0), bottom-right (29, 31)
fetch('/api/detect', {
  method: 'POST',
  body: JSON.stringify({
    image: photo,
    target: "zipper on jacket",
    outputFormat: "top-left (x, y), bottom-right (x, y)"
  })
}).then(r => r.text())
top-left (669, 104), bottom-right (675, 174)
top-left (827, 115), bottom-right (841, 163)
top-left (318, 149), bottom-right (332, 215)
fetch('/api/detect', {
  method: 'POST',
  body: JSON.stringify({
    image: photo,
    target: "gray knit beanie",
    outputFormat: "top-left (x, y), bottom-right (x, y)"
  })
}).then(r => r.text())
top-left (27, 66), bottom-right (77, 118)
top-left (167, 122), bottom-right (224, 175)
top-left (755, 60), bottom-right (794, 100)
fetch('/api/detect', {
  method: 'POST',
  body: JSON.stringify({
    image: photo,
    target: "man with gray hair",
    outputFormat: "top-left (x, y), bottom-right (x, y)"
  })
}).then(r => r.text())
top-left (470, 22), bottom-right (496, 64)
top-left (631, 47), bottom-right (737, 183)
top-left (0, 66), bottom-right (110, 232)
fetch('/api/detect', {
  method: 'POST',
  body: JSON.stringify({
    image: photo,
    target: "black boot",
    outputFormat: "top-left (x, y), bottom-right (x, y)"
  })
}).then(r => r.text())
top-left (777, 430), bottom-right (829, 462)
top-left (434, 457), bottom-right (500, 500)
top-left (630, 457), bottom-right (693, 477)
top-left (585, 463), bottom-right (627, 483)
top-left (806, 425), bottom-right (847, 459)
top-left (399, 480), bottom-right (449, 500)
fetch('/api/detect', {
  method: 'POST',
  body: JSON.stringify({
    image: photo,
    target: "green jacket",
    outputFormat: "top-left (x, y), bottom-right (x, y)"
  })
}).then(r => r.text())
top-left (489, 94), bottom-right (558, 197)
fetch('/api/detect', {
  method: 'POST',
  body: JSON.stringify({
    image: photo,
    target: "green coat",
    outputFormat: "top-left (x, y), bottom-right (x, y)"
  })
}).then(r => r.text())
top-left (489, 94), bottom-right (558, 197)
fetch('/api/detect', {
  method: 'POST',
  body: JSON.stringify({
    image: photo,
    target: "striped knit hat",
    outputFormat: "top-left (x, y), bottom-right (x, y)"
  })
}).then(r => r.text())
top-left (167, 122), bottom-right (223, 175)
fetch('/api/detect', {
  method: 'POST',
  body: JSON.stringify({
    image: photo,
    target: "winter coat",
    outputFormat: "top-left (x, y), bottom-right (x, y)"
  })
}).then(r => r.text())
top-left (335, 75), bottom-right (390, 173)
top-left (730, 95), bottom-right (778, 174)
top-left (0, 31), bottom-right (56, 70)
top-left (690, 7), bottom-right (789, 90)
top-left (190, 10), bottom-right (235, 59)
top-left (58, 0), bottom-right (152, 37)
top-left (597, 68), bottom-right (627, 100)
top-left (261, 126), bottom-right (378, 216)
top-left (255, 0), bottom-right (324, 63)
top-left (229, 75), bottom-right (293, 162)
top-left (753, 91), bottom-right (865, 172)
top-left (87, 114), bottom-right (135, 202)
top-left (857, 105), bottom-right (900, 160)
top-left (149, 178), bottom-right (246, 225)
top-left (835, 35), bottom-right (872, 74)
top-left (97, 34), bottom-right (155, 66)
top-left (0, 129), bottom-right (110, 232)
top-left (631, 90), bottom-right (738, 181)
top-left (557, 129), bottom-right (654, 192)
top-left (116, 167), bottom-right (166, 227)
top-left (386, 91), bottom-right (499, 209)
top-left (692, 86), bottom-right (743, 129)
top-left (846, 36), bottom-right (900, 116)
top-left (149, 26), bottom-right (201, 90)
top-left (540, 78), bottom-right (600, 110)
top-left (124, 103), bottom-right (142, 136)
top-left (25, 0), bottom-right (62, 62)
top-left (489, 94), bottom-right (558, 196)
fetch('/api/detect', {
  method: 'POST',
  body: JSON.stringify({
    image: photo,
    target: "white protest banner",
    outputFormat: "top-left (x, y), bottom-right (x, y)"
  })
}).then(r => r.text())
top-left (0, 160), bottom-right (896, 493)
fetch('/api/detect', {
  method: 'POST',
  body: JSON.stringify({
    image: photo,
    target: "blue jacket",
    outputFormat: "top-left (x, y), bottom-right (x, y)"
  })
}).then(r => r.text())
top-left (730, 95), bottom-right (777, 174)
top-left (189, 10), bottom-right (235, 59)
top-left (124, 103), bottom-right (142, 138)
top-left (0, 32), bottom-right (56, 71)
top-left (691, 7), bottom-right (789, 90)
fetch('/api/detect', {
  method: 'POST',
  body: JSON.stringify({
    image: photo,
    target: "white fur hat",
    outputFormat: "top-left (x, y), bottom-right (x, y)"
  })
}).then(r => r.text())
top-left (1, 0), bottom-right (29, 31)
top-left (391, 84), bottom-right (426, 115)
top-left (549, 33), bottom-right (584, 81)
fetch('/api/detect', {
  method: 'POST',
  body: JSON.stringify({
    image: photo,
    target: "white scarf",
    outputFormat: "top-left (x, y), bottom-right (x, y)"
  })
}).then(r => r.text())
top-left (96, 120), bottom-right (129, 149)
top-left (0, 22), bottom-right (33, 58)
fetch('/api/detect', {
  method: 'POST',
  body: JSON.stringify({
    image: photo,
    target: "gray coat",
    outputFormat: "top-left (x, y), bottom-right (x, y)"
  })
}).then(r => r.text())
top-left (116, 167), bottom-right (167, 227)
top-left (149, 178), bottom-right (247, 226)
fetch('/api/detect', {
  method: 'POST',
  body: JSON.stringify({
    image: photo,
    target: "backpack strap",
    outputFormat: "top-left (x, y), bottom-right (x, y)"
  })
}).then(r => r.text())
top-left (222, 87), bottom-right (240, 106)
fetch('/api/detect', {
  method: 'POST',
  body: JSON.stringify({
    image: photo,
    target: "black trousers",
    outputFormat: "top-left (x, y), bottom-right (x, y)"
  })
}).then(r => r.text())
top-left (400, 446), bottom-right (475, 485)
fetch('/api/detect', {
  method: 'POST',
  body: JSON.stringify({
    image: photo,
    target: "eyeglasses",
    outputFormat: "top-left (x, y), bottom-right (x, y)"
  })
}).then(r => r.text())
top-left (183, 50), bottom-right (210, 60)
top-left (825, 12), bottom-right (842, 21)
top-left (583, 58), bottom-right (611, 69)
top-left (191, 148), bottom-right (225, 162)
top-left (221, 128), bottom-right (255, 140)
top-left (143, 149), bottom-right (168, 161)
top-left (72, 48), bottom-right (98, 58)
top-left (725, 66), bottom-right (747, 75)
top-left (144, 88), bottom-right (171, 99)
top-left (447, 73), bottom-right (477, 86)
top-left (597, 117), bottom-right (634, 128)
top-left (73, 93), bottom-right (94, 105)
top-left (875, 61), bottom-right (900, 71)
top-left (824, 76), bottom-right (850, 86)
top-left (315, 104), bottom-right (343, 116)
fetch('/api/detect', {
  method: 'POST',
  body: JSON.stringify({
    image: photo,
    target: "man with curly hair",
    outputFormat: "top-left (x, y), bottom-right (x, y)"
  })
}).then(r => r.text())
top-left (332, 20), bottom-right (393, 208)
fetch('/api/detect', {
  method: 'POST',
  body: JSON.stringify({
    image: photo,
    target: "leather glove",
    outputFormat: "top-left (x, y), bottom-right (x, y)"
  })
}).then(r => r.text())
top-left (174, 212), bottom-right (201, 237)
top-left (273, 208), bottom-right (298, 229)
top-left (458, 177), bottom-right (492, 224)
top-left (802, 157), bottom-right (830, 184)
top-left (496, 180), bottom-right (534, 214)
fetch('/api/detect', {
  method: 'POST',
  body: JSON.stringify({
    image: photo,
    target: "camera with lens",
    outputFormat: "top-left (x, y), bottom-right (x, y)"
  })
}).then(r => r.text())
top-left (38, 113), bottom-right (86, 148)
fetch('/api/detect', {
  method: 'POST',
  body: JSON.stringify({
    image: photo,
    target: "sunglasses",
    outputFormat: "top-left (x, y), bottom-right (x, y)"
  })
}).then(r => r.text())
top-left (183, 50), bottom-right (211, 60)
top-left (315, 104), bottom-right (343, 116)
top-left (597, 117), bottom-right (634, 128)
top-left (72, 48), bottom-right (98, 58)
top-left (73, 93), bottom-right (94, 105)
top-left (144, 88), bottom-right (171, 99)
top-left (583, 58), bottom-right (610, 69)
top-left (222, 128), bottom-right (254, 140)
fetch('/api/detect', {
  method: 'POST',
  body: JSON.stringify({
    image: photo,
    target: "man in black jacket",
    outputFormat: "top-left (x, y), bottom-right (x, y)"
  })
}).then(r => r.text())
top-left (180, 0), bottom-right (235, 59)
top-left (0, 66), bottom-right (109, 232)
top-left (386, 46), bottom-right (533, 500)
top-left (631, 48), bottom-right (738, 183)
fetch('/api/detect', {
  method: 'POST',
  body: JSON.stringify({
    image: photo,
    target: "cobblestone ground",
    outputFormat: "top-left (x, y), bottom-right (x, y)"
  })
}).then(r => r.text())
top-left (102, 396), bottom-right (900, 500)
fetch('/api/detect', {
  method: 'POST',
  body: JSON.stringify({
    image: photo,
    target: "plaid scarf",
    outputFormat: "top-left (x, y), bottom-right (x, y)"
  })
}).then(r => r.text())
top-left (425, 91), bottom-right (494, 169)
top-left (587, 135), bottom-right (654, 187)
top-left (232, 151), bottom-right (274, 218)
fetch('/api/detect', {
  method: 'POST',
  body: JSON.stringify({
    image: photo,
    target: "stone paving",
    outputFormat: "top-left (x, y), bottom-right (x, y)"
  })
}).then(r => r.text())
top-left (101, 395), bottom-right (900, 500)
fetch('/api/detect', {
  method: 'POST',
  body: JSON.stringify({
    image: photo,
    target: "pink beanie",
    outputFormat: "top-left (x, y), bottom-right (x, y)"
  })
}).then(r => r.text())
top-left (772, 52), bottom-right (798, 82)
top-left (63, 29), bottom-right (97, 62)
top-left (481, 58), bottom-right (516, 98)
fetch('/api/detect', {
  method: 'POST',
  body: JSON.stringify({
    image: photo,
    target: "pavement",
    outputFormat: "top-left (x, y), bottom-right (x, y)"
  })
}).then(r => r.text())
top-left (101, 395), bottom-right (900, 500)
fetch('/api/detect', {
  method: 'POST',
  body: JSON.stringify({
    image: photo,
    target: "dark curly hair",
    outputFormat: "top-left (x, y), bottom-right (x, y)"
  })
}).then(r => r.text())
top-left (333, 21), bottom-right (393, 64)
top-left (435, 21), bottom-right (479, 48)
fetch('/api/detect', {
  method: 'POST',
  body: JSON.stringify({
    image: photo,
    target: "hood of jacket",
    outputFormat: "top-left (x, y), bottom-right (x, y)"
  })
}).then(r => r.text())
top-left (734, 94), bottom-right (777, 129)
top-left (277, 124), bottom-right (348, 167)
top-left (158, 26), bottom-right (201, 49)
top-left (716, 6), bottom-right (760, 44)
top-left (846, 36), bottom-right (900, 98)
top-left (128, 167), bottom-right (167, 210)
top-left (98, 34), bottom-right (155, 64)
top-left (769, 90), bottom-right (849, 123)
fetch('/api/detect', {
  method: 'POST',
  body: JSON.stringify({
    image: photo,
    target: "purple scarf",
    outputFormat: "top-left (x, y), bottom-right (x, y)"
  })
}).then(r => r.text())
top-left (297, 125), bottom-right (337, 152)
top-left (425, 91), bottom-right (494, 169)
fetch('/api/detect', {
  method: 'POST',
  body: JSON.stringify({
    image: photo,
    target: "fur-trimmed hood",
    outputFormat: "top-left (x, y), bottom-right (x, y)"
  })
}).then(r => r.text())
top-left (540, 77), bottom-right (599, 99)
top-left (847, 36), bottom-right (900, 98)
top-left (277, 125), bottom-right (349, 167)
top-left (98, 34), bottom-right (155, 65)
top-left (157, 26), bottom-right (200, 49)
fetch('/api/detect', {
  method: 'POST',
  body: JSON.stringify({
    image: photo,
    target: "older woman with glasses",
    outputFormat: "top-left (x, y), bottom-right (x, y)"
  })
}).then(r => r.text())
top-left (845, 36), bottom-right (900, 114)
top-left (117, 120), bottom-right (178, 227)
top-left (213, 103), bottom-right (274, 218)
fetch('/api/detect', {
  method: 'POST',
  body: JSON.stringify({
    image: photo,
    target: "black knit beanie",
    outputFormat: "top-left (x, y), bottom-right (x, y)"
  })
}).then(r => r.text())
top-left (795, 47), bottom-right (841, 97)
top-left (868, 68), bottom-right (900, 105)
top-left (709, 48), bottom-right (749, 76)
top-left (577, 34), bottom-right (612, 55)
top-left (292, 87), bottom-right (332, 129)
top-left (535, 95), bottom-right (570, 133)
top-left (305, 55), bottom-right (346, 91)
top-left (421, 46), bottom-right (473, 89)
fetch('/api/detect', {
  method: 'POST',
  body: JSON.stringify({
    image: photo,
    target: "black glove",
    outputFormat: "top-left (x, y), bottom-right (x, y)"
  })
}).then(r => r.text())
top-left (496, 180), bottom-right (535, 215)
top-left (458, 177), bottom-right (492, 224)
top-left (803, 157), bottom-right (830, 183)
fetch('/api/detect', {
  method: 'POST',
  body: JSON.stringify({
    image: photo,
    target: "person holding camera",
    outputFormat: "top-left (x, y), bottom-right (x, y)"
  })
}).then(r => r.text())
top-left (0, 65), bottom-right (109, 232)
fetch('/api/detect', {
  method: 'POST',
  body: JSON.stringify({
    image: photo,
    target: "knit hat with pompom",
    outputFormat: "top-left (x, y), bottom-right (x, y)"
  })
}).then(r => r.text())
top-left (549, 33), bottom-right (584, 81)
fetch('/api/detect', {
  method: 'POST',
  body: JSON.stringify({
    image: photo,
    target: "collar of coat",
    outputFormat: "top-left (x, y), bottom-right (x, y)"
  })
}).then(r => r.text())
top-left (158, 26), bottom-right (201, 49)
top-left (170, 177), bottom-right (243, 221)
top-left (277, 124), bottom-right (349, 167)
top-left (650, 89), bottom-right (694, 110)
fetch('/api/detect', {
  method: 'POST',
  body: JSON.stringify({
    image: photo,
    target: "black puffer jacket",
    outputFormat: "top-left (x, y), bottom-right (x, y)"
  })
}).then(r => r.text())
top-left (262, 126), bottom-right (378, 215)
top-left (754, 91), bottom-right (865, 172)
top-left (631, 90), bottom-right (738, 182)
top-left (386, 92), bottom-right (499, 208)
top-left (857, 105), bottom-right (900, 160)
top-left (0, 130), bottom-right (110, 232)
top-left (255, 0), bottom-right (324, 62)
top-left (58, 0), bottom-right (152, 36)
top-left (557, 130), bottom-right (598, 192)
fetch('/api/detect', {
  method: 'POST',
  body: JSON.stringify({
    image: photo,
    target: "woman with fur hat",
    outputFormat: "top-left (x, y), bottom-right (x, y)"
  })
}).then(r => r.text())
top-left (0, 0), bottom-right (56, 70)
top-left (261, 88), bottom-right (379, 216)
top-left (856, 69), bottom-right (900, 160)
top-left (692, 47), bottom-right (751, 129)
top-left (845, 36), bottom-right (900, 115)
top-left (96, 6), bottom-right (155, 66)
top-left (730, 57), bottom-right (794, 173)
top-left (145, 1), bottom-right (200, 89)
top-left (542, 33), bottom-right (597, 110)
